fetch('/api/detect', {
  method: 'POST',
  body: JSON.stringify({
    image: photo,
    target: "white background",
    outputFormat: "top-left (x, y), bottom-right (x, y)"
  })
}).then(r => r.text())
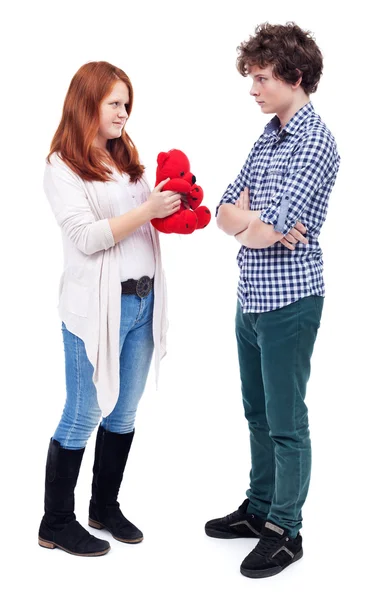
top-left (1, 0), bottom-right (369, 598)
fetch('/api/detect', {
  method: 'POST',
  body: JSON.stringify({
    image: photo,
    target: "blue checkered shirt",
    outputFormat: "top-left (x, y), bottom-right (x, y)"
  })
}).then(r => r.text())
top-left (216, 102), bottom-right (340, 312)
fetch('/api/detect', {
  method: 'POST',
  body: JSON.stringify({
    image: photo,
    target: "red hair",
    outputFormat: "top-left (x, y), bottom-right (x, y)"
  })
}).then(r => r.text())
top-left (47, 61), bottom-right (144, 182)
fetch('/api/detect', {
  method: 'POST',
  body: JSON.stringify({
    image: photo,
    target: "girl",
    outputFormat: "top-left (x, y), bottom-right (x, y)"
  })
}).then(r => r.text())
top-left (38, 61), bottom-right (181, 557)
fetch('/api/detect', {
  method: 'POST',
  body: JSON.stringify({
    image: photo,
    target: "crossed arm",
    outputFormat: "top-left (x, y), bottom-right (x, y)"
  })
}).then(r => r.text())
top-left (217, 188), bottom-right (307, 250)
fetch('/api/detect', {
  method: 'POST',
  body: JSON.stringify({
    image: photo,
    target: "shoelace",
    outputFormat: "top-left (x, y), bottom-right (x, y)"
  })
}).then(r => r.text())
top-left (222, 508), bottom-right (244, 523)
top-left (254, 535), bottom-right (285, 556)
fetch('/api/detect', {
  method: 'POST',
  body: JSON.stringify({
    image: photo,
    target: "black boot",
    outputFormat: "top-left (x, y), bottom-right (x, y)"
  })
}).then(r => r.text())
top-left (38, 439), bottom-right (110, 557)
top-left (88, 426), bottom-right (143, 543)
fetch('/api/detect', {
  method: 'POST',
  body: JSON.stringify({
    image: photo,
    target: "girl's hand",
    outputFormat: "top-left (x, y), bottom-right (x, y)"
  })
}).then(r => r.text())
top-left (147, 178), bottom-right (182, 219)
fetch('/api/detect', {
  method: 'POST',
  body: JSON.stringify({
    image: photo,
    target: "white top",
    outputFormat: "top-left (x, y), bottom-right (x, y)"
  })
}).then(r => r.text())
top-left (44, 153), bottom-right (168, 417)
top-left (106, 171), bottom-right (155, 281)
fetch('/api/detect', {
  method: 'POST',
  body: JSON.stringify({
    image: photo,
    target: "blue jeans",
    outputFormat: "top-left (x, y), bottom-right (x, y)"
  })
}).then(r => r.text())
top-left (53, 291), bottom-right (154, 450)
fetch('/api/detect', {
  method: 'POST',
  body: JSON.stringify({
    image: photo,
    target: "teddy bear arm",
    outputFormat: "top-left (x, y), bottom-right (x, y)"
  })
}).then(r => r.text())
top-left (157, 179), bottom-right (191, 194)
top-left (187, 183), bottom-right (204, 210)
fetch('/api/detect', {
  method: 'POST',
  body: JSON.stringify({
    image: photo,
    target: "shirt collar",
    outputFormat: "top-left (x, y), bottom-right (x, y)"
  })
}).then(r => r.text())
top-left (264, 101), bottom-right (314, 137)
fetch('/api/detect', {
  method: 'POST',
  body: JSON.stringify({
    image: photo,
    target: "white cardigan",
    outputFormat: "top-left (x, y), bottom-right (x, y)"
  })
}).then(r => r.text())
top-left (44, 153), bottom-right (168, 417)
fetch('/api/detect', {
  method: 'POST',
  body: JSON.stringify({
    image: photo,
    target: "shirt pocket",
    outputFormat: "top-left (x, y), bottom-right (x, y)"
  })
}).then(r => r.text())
top-left (253, 166), bottom-right (286, 210)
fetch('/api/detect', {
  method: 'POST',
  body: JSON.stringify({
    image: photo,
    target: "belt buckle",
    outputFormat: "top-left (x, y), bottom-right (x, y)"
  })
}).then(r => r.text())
top-left (136, 276), bottom-right (152, 298)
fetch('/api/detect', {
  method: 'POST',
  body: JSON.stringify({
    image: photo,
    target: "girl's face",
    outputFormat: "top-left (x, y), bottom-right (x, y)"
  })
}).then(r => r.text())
top-left (95, 80), bottom-right (130, 149)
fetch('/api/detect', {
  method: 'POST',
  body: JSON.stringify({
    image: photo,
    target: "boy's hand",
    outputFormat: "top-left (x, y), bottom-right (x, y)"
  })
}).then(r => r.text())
top-left (280, 222), bottom-right (308, 250)
top-left (234, 188), bottom-right (308, 250)
top-left (235, 187), bottom-right (250, 211)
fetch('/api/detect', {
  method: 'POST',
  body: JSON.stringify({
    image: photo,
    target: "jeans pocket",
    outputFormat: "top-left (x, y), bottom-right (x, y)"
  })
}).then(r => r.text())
top-left (312, 295), bottom-right (324, 326)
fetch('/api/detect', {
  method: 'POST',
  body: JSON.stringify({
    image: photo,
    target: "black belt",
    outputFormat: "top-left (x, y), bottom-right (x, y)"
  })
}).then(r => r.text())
top-left (121, 276), bottom-right (153, 298)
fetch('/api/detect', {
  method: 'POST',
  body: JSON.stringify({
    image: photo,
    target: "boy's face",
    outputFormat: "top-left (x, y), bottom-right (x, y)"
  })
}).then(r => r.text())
top-left (249, 65), bottom-right (296, 117)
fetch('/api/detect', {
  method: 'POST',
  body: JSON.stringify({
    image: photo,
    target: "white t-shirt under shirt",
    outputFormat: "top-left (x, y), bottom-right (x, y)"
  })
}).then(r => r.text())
top-left (108, 170), bottom-right (155, 282)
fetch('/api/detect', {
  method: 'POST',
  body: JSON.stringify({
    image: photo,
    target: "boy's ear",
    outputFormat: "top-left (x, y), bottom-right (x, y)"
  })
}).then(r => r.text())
top-left (293, 69), bottom-right (303, 88)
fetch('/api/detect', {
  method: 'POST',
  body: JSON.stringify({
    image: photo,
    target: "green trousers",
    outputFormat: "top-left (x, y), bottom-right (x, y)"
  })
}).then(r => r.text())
top-left (235, 295), bottom-right (323, 537)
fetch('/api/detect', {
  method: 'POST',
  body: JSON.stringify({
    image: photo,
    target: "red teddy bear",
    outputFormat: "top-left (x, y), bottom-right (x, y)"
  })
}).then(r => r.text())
top-left (151, 149), bottom-right (211, 234)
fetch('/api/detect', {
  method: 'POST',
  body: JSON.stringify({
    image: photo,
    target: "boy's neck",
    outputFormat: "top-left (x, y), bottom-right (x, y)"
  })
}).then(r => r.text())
top-left (277, 94), bottom-right (310, 129)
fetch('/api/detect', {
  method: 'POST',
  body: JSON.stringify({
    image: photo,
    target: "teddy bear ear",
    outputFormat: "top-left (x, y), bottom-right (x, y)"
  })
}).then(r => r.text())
top-left (157, 152), bottom-right (169, 168)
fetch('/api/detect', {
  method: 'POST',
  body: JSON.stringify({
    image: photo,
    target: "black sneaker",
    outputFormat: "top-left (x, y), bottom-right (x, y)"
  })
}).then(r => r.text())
top-left (240, 521), bottom-right (303, 578)
top-left (205, 499), bottom-right (264, 539)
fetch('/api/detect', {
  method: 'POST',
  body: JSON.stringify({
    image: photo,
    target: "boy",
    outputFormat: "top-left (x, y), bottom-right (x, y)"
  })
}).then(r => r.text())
top-left (205, 23), bottom-right (340, 579)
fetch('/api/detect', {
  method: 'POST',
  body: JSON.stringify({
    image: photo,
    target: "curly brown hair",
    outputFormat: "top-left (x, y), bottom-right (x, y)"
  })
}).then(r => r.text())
top-left (237, 22), bottom-right (323, 94)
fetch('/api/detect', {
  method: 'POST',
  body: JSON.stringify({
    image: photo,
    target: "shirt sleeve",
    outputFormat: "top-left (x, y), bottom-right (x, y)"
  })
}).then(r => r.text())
top-left (215, 146), bottom-right (255, 217)
top-left (44, 157), bottom-right (115, 255)
top-left (259, 131), bottom-right (340, 235)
